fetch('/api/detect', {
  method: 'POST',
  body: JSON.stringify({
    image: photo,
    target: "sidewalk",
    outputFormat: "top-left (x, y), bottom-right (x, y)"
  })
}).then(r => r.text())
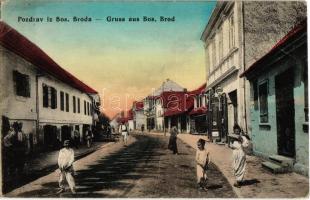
top-left (4, 141), bottom-right (107, 193)
top-left (6, 137), bottom-right (136, 197)
top-left (150, 131), bottom-right (308, 198)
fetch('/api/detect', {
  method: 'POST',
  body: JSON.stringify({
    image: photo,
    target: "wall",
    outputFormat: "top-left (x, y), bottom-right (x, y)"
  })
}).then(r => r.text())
top-left (243, 1), bottom-right (307, 69)
top-left (0, 46), bottom-right (38, 142)
top-left (249, 43), bottom-right (308, 175)
top-left (202, 2), bottom-right (247, 134)
top-left (205, 2), bottom-right (241, 84)
top-left (135, 110), bottom-right (146, 130)
top-left (128, 120), bottom-right (134, 131)
top-left (155, 99), bottom-right (164, 131)
top-left (38, 75), bottom-right (93, 125)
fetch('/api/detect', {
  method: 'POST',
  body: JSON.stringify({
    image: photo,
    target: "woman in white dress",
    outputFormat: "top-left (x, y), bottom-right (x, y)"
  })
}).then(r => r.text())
top-left (231, 124), bottom-right (249, 188)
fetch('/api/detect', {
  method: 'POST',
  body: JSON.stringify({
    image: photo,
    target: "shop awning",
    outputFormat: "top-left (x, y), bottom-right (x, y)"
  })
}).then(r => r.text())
top-left (189, 106), bottom-right (208, 116)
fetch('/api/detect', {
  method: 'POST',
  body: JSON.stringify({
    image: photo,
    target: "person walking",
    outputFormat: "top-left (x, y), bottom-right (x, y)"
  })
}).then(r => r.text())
top-left (196, 138), bottom-right (210, 190)
top-left (86, 128), bottom-right (92, 148)
top-left (168, 126), bottom-right (178, 154)
top-left (119, 123), bottom-right (128, 146)
top-left (230, 124), bottom-right (249, 188)
top-left (141, 125), bottom-right (144, 134)
top-left (57, 140), bottom-right (76, 194)
top-left (73, 130), bottom-right (80, 149)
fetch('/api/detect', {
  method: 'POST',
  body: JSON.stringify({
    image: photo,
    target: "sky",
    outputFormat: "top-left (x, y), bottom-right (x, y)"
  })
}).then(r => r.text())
top-left (2, 0), bottom-right (216, 118)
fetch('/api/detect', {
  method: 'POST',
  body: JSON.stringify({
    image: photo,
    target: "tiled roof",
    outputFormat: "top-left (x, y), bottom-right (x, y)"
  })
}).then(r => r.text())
top-left (188, 83), bottom-right (206, 95)
top-left (134, 101), bottom-right (144, 111)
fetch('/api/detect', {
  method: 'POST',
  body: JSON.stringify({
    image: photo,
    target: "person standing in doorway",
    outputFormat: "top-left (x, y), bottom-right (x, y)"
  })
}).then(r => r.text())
top-left (57, 140), bottom-right (76, 194)
top-left (141, 124), bottom-right (145, 134)
top-left (119, 123), bottom-right (128, 146)
top-left (73, 130), bottom-right (80, 149)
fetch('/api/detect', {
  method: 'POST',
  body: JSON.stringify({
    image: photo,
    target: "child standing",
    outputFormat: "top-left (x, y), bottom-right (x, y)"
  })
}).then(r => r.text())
top-left (57, 140), bottom-right (76, 194)
top-left (196, 138), bottom-right (210, 190)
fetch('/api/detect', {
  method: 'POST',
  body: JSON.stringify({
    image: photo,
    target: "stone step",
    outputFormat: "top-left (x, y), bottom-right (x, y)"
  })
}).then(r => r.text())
top-left (269, 155), bottom-right (294, 168)
top-left (262, 161), bottom-right (287, 174)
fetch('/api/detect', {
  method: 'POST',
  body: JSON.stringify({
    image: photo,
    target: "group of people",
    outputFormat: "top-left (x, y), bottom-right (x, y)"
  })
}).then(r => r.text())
top-left (3, 121), bottom-right (28, 179)
top-left (70, 127), bottom-right (94, 149)
top-left (56, 123), bottom-right (249, 194)
top-left (167, 124), bottom-right (249, 191)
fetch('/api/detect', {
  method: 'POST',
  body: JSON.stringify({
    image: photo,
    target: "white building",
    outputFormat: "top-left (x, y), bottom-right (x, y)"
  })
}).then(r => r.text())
top-left (144, 79), bottom-right (185, 131)
top-left (109, 113), bottom-right (121, 133)
top-left (155, 97), bottom-right (164, 131)
top-left (201, 1), bottom-right (246, 142)
top-left (0, 22), bottom-right (99, 151)
top-left (133, 101), bottom-right (146, 131)
top-left (127, 109), bottom-right (134, 131)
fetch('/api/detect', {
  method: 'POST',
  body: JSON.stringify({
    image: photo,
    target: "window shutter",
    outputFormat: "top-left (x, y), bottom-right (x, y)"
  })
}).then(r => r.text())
top-left (25, 75), bottom-right (30, 97)
top-left (51, 87), bottom-right (57, 109)
top-left (43, 84), bottom-right (49, 107)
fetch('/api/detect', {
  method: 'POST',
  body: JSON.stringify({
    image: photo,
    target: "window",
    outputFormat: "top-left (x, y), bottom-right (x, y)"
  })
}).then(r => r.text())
top-left (13, 70), bottom-right (30, 97)
top-left (205, 45), bottom-right (211, 75)
top-left (211, 40), bottom-right (216, 67)
top-left (50, 87), bottom-right (57, 109)
top-left (87, 102), bottom-right (90, 116)
top-left (229, 14), bottom-right (235, 49)
top-left (43, 84), bottom-right (49, 108)
top-left (60, 91), bottom-right (64, 111)
top-left (65, 93), bottom-right (69, 112)
top-left (73, 96), bottom-right (76, 113)
top-left (253, 80), bottom-right (259, 110)
top-left (219, 28), bottom-right (223, 60)
top-left (195, 96), bottom-right (199, 108)
top-left (78, 98), bottom-right (80, 113)
top-left (42, 84), bottom-right (57, 109)
top-left (89, 103), bottom-right (93, 115)
top-left (84, 100), bottom-right (86, 115)
top-left (258, 81), bottom-right (268, 123)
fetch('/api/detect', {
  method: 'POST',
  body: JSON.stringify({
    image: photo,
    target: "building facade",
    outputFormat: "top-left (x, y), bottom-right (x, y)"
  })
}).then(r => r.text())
top-left (201, 1), bottom-right (244, 142)
top-left (133, 101), bottom-right (146, 131)
top-left (241, 22), bottom-right (308, 176)
top-left (0, 22), bottom-right (99, 152)
top-left (188, 83), bottom-right (208, 134)
top-left (163, 91), bottom-right (194, 133)
top-left (145, 79), bottom-right (185, 131)
top-left (201, 1), bottom-right (307, 142)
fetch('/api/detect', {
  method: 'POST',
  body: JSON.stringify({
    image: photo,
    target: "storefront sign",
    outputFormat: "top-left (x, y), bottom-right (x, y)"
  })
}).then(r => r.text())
top-left (212, 131), bottom-right (219, 137)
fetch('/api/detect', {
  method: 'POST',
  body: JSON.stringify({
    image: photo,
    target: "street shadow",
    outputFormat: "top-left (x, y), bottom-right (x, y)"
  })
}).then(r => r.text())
top-left (240, 179), bottom-right (260, 186)
top-left (206, 184), bottom-right (223, 190)
top-left (175, 153), bottom-right (190, 156)
top-left (16, 134), bottom-right (162, 197)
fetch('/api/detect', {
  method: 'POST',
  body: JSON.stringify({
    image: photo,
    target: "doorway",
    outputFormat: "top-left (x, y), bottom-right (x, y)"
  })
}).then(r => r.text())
top-left (43, 125), bottom-right (58, 149)
top-left (275, 68), bottom-right (295, 157)
top-left (61, 125), bottom-right (72, 142)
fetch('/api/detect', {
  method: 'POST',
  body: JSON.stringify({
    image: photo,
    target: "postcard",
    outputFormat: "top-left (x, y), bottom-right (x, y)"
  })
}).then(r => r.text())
top-left (0, 0), bottom-right (308, 198)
